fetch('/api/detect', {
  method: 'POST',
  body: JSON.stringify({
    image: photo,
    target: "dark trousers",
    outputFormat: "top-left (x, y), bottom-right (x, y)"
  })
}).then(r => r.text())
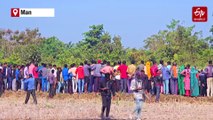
top-left (89, 75), bottom-right (95, 92)
top-left (49, 84), bottom-right (55, 98)
top-left (0, 80), bottom-right (4, 97)
top-left (170, 78), bottom-right (178, 95)
top-left (200, 85), bottom-right (207, 96)
top-left (115, 79), bottom-right (120, 92)
top-left (64, 81), bottom-right (68, 93)
top-left (16, 79), bottom-right (21, 90)
top-left (94, 76), bottom-right (100, 92)
top-left (155, 86), bottom-right (161, 102)
top-left (68, 80), bottom-right (73, 94)
top-left (101, 95), bottom-right (111, 118)
top-left (35, 78), bottom-right (41, 91)
top-left (25, 89), bottom-right (37, 104)
top-left (84, 76), bottom-right (90, 92)
top-left (7, 77), bottom-right (12, 90)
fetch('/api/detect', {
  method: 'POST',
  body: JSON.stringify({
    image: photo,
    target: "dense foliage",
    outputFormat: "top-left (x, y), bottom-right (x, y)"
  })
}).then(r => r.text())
top-left (0, 20), bottom-right (212, 68)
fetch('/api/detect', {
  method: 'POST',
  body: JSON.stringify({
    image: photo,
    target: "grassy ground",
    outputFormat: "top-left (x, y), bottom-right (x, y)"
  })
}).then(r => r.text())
top-left (0, 91), bottom-right (213, 120)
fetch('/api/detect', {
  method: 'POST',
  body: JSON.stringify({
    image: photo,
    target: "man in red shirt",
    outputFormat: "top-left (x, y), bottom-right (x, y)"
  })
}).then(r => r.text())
top-left (32, 64), bottom-right (40, 91)
top-left (117, 61), bottom-right (128, 93)
top-left (76, 63), bottom-right (84, 94)
top-left (150, 61), bottom-right (162, 102)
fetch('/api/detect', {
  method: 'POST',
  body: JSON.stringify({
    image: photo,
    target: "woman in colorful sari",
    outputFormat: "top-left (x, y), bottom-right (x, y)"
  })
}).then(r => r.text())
top-left (181, 64), bottom-right (191, 97)
top-left (190, 66), bottom-right (199, 97)
top-left (178, 65), bottom-right (185, 95)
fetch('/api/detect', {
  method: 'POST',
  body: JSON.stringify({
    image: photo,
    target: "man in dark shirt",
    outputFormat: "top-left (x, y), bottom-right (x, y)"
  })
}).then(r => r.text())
top-left (7, 65), bottom-right (12, 90)
top-left (99, 68), bottom-right (115, 119)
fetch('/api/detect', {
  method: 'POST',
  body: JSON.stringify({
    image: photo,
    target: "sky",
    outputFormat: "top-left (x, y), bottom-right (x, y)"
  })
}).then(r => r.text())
top-left (0, 0), bottom-right (212, 48)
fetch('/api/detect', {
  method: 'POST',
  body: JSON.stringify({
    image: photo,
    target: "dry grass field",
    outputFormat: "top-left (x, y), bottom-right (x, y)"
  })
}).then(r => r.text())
top-left (0, 91), bottom-right (213, 120)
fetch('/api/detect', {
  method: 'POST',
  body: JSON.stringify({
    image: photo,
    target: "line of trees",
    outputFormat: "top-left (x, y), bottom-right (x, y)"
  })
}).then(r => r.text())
top-left (0, 20), bottom-right (212, 68)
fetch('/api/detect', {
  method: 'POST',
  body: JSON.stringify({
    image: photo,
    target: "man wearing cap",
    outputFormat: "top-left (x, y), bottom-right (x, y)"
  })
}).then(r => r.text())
top-left (24, 74), bottom-right (37, 104)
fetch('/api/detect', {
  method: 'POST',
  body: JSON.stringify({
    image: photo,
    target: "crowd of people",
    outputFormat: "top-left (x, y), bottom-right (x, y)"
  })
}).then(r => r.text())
top-left (0, 60), bottom-right (212, 120)
top-left (0, 60), bottom-right (212, 98)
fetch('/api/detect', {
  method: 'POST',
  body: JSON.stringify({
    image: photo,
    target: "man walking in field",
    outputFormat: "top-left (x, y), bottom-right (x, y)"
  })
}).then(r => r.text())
top-left (24, 74), bottom-right (37, 105)
top-left (130, 70), bottom-right (145, 120)
top-left (100, 61), bottom-right (115, 119)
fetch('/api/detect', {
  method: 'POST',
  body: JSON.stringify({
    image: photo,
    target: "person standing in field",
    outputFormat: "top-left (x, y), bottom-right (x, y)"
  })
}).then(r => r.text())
top-left (89, 60), bottom-right (96, 92)
top-left (7, 65), bottom-right (13, 90)
top-left (117, 61), bottom-right (128, 93)
top-left (170, 62), bottom-right (178, 95)
top-left (15, 65), bottom-right (21, 91)
top-left (199, 69), bottom-right (207, 96)
top-left (190, 66), bottom-right (199, 97)
top-left (205, 60), bottom-right (213, 97)
top-left (113, 61), bottom-right (121, 92)
top-left (99, 61), bottom-right (115, 119)
top-left (70, 64), bottom-right (77, 93)
top-left (41, 64), bottom-right (48, 92)
top-left (181, 64), bottom-right (191, 97)
top-left (3, 63), bottom-right (8, 91)
top-left (67, 65), bottom-right (73, 94)
top-left (12, 65), bottom-right (17, 91)
top-left (150, 61), bottom-right (162, 102)
top-left (145, 61), bottom-right (151, 93)
top-left (24, 74), bottom-right (37, 105)
top-left (162, 63), bottom-right (170, 95)
top-left (158, 60), bottom-right (163, 94)
top-left (84, 60), bottom-right (91, 93)
top-left (20, 65), bottom-right (25, 90)
top-left (130, 70), bottom-right (145, 120)
top-left (62, 64), bottom-right (69, 93)
top-left (56, 67), bottom-right (62, 93)
top-left (32, 64), bottom-right (39, 91)
top-left (48, 69), bottom-right (55, 98)
top-left (127, 60), bottom-right (136, 93)
top-left (92, 60), bottom-right (102, 93)
top-left (178, 65), bottom-right (185, 95)
top-left (0, 69), bottom-right (4, 97)
top-left (76, 63), bottom-right (85, 94)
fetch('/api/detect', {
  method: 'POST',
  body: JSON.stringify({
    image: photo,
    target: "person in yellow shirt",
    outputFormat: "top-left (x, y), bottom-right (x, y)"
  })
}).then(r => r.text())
top-left (127, 60), bottom-right (136, 93)
top-left (145, 61), bottom-right (151, 93)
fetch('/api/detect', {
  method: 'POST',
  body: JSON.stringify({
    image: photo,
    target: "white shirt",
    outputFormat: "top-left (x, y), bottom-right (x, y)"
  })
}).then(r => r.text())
top-left (24, 67), bottom-right (29, 78)
top-left (51, 68), bottom-right (57, 78)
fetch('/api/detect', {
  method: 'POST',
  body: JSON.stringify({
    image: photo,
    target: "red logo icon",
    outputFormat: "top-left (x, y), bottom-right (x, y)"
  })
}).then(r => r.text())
top-left (11, 8), bottom-right (20, 17)
top-left (192, 6), bottom-right (207, 22)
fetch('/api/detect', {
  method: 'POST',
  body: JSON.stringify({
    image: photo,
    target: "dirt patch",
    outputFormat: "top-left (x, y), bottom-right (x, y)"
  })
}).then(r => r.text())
top-left (0, 91), bottom-right (213, 120)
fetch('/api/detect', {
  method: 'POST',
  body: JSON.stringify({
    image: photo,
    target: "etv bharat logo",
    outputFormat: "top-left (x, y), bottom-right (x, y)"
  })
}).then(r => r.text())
top-left (192, 6), bottom-right (207, 22)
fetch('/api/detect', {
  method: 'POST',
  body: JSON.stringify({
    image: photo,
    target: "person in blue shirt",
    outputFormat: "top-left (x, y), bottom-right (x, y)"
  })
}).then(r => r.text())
top-left (15, 66), bottom-right (21, 91)
top-left (62, 64), bottom-right (69, 93)
top-left (24, 74), bottom-right (37, 104)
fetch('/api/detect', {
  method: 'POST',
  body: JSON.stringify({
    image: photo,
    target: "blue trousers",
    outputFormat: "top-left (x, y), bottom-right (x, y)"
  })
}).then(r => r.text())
top-left (7, 77), bottom-right (12, 90)
top-left (78, 79), bottom-right (84, 93)
top-left (121, 78), bottom-right (127, 93)
top-left (163, 80), bottom-right (169, 94)
top-left (42, 77), bottom-right (47, 92)
top-left (134, 99), bottom-right (143, 119)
